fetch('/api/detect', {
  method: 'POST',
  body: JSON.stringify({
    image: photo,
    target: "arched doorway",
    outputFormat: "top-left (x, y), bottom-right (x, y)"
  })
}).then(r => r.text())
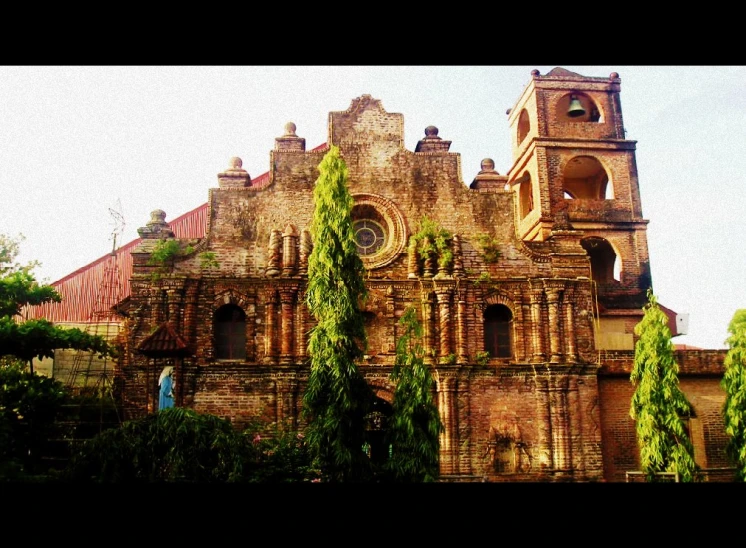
top-left (364, 396), bottom-right (393, 467)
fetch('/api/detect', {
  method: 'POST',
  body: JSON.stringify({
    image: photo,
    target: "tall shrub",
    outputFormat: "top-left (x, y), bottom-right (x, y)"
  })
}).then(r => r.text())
top-left (630, 290), bottom-right (699, 482)
top-left (384, 307), bottom-right (442, 482)
top-left (721, 309), bottom-right (746, 481)
top-left (302, 145), bottom-right (374, 482)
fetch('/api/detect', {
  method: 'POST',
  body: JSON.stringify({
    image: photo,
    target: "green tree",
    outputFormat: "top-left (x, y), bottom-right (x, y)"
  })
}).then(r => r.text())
top-left (384, 307), bottom-right (442, 482)
top-left (0, 234), bottom-right (113, 372)
top-left (630, 289), bottom-right (699, 482)
top-left (302, 145), bottom-right (374, 482)
top-left (0, 358), bottom-right (69, 479)
top-left (721, 309), bottom-right (746, 481)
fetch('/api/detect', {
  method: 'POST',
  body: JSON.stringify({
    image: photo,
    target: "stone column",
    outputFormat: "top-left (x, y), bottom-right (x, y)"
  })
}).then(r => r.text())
top-left (436, 287), bottom-right (453, 361)
top-left (385, 285), bottom-right (396, 354)
top-left (266, 230), bottom-right (282, 277)
top-left (452, 235), bottom-right (464, 278)
top-left (296, 289), bottom-right (307, 361)
top-left (456, 298), bottom-right (468, 363)
top-left (568, 376), bottom-right (583, 478)
top-left (436, 373), bottom-right (459, 475)
top-left (183, 283), bottom-right (198, 348)
top-left (422, 238), bottom-right (434, 278)
top-left (535, 376), bottom-right (553, 470)
top-left (282, 224), bottom-right (298, 276)
top-left (423, 291), bottom-right (436, 364)
top-left (265, 288), bottom-right (278, 364)
top-left (530, 286), bottom-right (546, 363)
top-left (299, 230), bottom-right (312, 276)
top-left (166, 285), bottom-right (182, 327)
top-left (545, 285), bottom-right (563, 364)
top-left (279, 287), bottom-right (296, 364)
top-left (550, 376), bottom-right (571, 475)
top-left (564, 287), bottom-right (577, 363)
top-left (518, 290), bottom-right (532, 363)
top-left (407, 239), bottom-right (418, 279)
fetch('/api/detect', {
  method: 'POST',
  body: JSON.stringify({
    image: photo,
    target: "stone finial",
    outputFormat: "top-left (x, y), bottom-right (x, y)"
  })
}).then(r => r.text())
top-left (424, 126), bottom-right (441, 139)
top-left (218, 156), bottom-right (251, 188)
top-left (137, 209), bottom-right (175, 239)
top-left (470, 158), bottom-right (509, 190)
top-left (531, 69), bottom-right (540, 77)
top-left (275, 121), bottom-right (306, 152)
top-left (480, 158), bottom-right (498, 174)
top-left (415, 125), bottom-right (451, 153)
top-left (610, 72), bottom-right (619, 80)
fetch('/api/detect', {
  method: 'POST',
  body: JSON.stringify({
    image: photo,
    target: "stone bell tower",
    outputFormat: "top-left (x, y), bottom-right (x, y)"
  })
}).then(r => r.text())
top-left (506, 67), bottom-right (652, 349)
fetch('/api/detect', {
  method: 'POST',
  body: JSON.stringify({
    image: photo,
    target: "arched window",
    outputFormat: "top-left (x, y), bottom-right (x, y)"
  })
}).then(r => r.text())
top-left (581, 237), bottom-right (620, 284)
top-left (484, 304), bottom-right (513, 358)
top-left (214, 304), bottom-right (246, 360)
top-left (517, 109), bottom-right (530, 145)
top-left (519, 174), bottom-right (533, 219)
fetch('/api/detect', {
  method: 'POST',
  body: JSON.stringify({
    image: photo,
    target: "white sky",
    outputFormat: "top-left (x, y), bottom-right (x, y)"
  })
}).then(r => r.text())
top-left (1, 66), bottom-right (744, 350)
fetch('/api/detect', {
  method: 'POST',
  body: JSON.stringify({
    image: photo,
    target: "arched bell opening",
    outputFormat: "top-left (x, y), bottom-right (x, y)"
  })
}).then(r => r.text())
top-left (563, 156), bottom-right (613, 200)
top-left (558, 92), bottom-right (602, 123)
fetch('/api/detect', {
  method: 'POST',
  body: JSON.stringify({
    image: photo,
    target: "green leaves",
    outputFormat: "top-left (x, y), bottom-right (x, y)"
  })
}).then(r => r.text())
top-left (721, 309), bottom-right (746, 480)
top-left (0, 233), bottom-right (114, 370)
top-left (302, 145), bottom-right (374, 482)
top-left (409, 216), bottom-right (453, 269)
top-left (630, 289), bottom-right (699, 482)
top-left (0, 317), bottom-right (114, 363)
top-left (384, 307), bottom-right (442, 482)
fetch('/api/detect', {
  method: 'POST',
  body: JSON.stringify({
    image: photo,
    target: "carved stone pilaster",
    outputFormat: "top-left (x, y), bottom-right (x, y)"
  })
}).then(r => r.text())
top-left (422, 238), bottom-right (435, 278)
top-left (279, 287), bottom-right (296, 364)
top-left (435, 371), bottom-right (459, 475)
top-left (299, 230), bottom-right (312, 276)
top-left (530, 285), bottom-right (546, 363)
top-left (564, 287), bottom-right (577, 362)
top-left (456, 299), bottom-right (468, 363)
top-left (545, 284), bottom-right (564, 364)
top-left (435, 287), bottom-right (453, 361)
top-left (266, 230), bottom-right (282, 277)
top-left (265, 288), bottom-right (279, 363)
top-left (282, 225), bottom-right (298, 276)
top-left (423, 291), bottom-right (436, 364)
top-left (407, 239), bottom-right (418, 279)
top-left (452, 234), bottom-right (464, 278)
top-left (296, 289), bottom-right (308, 361)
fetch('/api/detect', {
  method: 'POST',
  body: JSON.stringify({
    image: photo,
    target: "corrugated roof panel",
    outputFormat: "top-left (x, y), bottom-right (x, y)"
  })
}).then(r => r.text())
top-left (24, 203), bottom-right (209, 323)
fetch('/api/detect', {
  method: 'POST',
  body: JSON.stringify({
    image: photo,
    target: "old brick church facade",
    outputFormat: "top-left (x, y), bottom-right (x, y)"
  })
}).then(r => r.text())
top-left (111, 68), bottom-right (729, 482)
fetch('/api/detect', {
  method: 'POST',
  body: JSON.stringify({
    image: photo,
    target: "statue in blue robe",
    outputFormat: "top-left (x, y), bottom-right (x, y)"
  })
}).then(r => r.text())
top-left (158, 366), bottom-right (175, 410)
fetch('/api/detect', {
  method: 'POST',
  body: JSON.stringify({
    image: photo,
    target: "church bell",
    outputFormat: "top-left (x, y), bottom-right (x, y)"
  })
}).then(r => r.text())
top-left (567, 95), bottom-right (586, 118)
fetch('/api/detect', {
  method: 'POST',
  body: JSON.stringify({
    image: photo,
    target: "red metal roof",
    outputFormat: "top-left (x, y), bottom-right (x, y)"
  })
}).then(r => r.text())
top-left (24, 203), bottom-right (209, 323)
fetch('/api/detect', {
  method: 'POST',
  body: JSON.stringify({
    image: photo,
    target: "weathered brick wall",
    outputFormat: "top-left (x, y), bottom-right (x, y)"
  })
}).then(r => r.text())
top-left (599, 354), bottom-right (729, 482)
top-left (118, 82), bottom-right (730, 483)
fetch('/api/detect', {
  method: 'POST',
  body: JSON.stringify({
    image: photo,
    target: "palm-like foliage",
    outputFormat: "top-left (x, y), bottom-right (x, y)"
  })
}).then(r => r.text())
top-left (384, 307), bottom-right (442, 482)
top-left (721, 309), bottom-right (746, 480)
top-left (630, 290), bottom-right (699, 482)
